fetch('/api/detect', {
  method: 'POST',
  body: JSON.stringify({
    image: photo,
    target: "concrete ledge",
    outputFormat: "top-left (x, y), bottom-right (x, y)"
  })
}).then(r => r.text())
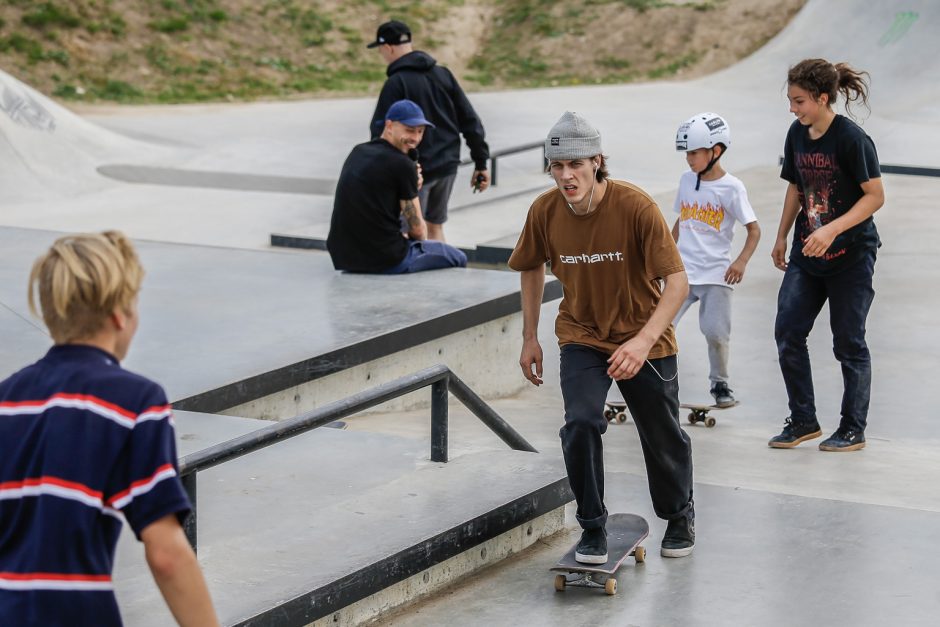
top-left (269, 233), bottom-right (515, 266)
top-left (176, 280), bottom-right (561, 416)
top-left (224, 314), bottom-right (524, 419)
top-left (308, 507), bottom-right (565, 627)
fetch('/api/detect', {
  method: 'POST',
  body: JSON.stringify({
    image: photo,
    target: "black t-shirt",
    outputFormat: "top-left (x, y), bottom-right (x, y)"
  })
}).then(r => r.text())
top-left (780, 115), bottom-right (881, 275)
top-left (327, 138), bottom-right (419, 272)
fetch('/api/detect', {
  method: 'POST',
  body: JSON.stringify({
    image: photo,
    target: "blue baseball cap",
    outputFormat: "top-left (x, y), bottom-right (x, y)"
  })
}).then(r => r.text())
top-left (385, 99), bottom-right (435, 128)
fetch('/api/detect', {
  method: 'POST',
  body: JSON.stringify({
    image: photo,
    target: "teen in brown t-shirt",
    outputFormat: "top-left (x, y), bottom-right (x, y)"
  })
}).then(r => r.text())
top-left (509, 112), bottom-right (695, 563)
top-left (510, 180), bottom-right (684, 358)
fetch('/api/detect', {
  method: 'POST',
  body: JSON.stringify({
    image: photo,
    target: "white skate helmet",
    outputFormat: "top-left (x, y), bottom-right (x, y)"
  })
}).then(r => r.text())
top-left (675, 112), bottom-right (731, 152)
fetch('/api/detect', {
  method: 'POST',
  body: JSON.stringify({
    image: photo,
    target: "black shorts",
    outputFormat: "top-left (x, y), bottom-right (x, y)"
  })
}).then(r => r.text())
top-left (417, 173), bottom-right (457, 224)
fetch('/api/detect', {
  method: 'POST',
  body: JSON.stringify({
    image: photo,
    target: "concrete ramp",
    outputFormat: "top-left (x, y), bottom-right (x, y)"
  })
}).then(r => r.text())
top-left (719, 3), bottom-right (937, 122)
top-left (0, 69), bottom-right (165, 201)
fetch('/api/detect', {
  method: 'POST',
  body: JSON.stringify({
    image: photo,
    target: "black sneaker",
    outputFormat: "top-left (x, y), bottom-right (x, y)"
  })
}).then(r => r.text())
top-left (661, 506), bottom-right (695, 558)
top-left (768, 416), bottom-right (822, 448)
top-left (710, 381), bottom-right (736, 408)
top-left (819, 428), bottom-right (866, 452)
top-left (574, 527), bottom-right (608, 564)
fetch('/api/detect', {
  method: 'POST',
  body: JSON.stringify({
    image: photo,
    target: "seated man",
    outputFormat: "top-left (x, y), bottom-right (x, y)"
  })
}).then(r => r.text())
top-left (327, 99), bottom-right (468, 274)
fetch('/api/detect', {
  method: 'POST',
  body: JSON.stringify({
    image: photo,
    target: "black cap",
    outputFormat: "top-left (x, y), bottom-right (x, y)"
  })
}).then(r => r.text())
top-left (366, 20), bottom-right (412, 48)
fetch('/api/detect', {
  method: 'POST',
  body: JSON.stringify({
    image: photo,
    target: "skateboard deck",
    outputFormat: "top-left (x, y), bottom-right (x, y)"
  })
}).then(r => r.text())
top-left (680, 401), bottom-right (740, 427)
top-left (603, 401), bottom-right (630, 424)
top-left (551, 513), bottom-right (649, 595)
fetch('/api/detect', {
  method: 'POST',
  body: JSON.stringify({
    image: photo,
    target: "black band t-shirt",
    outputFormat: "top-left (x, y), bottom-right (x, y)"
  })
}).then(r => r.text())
top-left (780, 115), bottom-right (881, 276)
top-left (327, 138), bottom-right (419, 272)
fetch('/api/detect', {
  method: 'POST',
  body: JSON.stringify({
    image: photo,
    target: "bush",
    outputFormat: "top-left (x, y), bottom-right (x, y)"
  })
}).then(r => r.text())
top-left (149, 17), bottom-right (190, 33)
top-left (21, 3), bottom-right (80, 29)
top-left (44, 49), bottom-right (69, 66)
top-left (53, 84), bottom-right (80, 99)
top-left (1, 33), bottom-right (45, 62)
top-left (94, 80), bottom-right (143, 101)
top-left (87, 15), bottom-right (127, 37)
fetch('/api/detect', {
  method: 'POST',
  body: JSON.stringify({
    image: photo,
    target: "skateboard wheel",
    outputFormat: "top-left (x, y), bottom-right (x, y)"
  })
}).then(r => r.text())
top-left (605, 578), bottom-right (617, 595)
top-left (604, 409), bottom-right (615, 421)
top-left (634, 545), bottom-right (645, 563)
top-left (554, 574), bottom-right (566, 592)
top-left (687, 412), bottom-right (696, 424)
top-left (617, 412), bottom-right (627, 423)
top-left (705, 417), bottom-right (716, 428)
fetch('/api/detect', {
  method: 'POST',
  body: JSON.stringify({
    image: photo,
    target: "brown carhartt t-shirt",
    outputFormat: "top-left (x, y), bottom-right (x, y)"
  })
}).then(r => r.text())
top-left (508, 179), bottom-right (684, 358)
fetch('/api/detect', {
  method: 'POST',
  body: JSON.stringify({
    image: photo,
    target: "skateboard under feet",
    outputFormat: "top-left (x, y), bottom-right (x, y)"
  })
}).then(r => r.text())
top-left (550, 513), bottom-right (649, 595)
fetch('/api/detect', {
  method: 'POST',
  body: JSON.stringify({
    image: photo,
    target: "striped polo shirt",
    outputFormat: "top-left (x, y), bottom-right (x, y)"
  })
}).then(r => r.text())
top-left (0, 344), bottom-right (191, 626)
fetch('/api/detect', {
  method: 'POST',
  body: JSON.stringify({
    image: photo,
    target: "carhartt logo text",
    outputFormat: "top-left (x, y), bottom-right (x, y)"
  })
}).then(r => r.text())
top-left (558, 251), bottom-right (624, 264)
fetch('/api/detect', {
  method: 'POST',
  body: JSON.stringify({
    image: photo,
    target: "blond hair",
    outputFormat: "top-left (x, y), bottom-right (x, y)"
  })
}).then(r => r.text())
top-left (28, 231), bottom-right (144, 343)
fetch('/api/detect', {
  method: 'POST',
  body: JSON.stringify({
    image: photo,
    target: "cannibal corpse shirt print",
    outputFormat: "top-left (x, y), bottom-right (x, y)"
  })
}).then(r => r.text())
top-left (794, 151), bottom-right (840, 255)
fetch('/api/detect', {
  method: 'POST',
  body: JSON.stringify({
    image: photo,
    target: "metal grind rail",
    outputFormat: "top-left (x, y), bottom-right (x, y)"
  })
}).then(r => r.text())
top-left (177, 364), bottom-right (538, 551)
top-left (460, 140), bottom-right (545, 186)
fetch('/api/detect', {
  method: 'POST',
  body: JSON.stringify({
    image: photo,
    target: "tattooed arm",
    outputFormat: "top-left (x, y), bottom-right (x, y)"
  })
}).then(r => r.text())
top-left (401, 197), bottom-right (427, 241)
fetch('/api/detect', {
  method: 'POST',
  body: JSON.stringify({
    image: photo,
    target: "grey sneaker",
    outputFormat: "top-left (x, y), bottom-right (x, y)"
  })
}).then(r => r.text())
top-left (575, 527), bottom-right (608, 564)
top-left (819, 428), bottom-right (866, 452)
top-left (661, 506), bottom-right (695, 558)
top-left (710, 381), bottom-right (736, 408)
top-left (768, 416), bottom-right (823, 448)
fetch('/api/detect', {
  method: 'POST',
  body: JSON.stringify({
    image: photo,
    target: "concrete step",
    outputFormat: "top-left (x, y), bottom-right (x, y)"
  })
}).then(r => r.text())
top-left (114, 411), bottom-right (571, 627)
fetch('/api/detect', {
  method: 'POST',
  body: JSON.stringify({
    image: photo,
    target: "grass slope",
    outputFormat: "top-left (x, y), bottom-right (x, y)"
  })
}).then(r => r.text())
top-left (0, 0), bottom-right (804, 104)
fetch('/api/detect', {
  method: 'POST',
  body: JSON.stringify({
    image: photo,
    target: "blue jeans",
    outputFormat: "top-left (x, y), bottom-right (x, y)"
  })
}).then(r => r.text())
top-left (559, 344), bottom-right (693, 530)
top-left (382, 240), bottom-right (467, 274)
top-left (774, 250), bottom-right (876, 432)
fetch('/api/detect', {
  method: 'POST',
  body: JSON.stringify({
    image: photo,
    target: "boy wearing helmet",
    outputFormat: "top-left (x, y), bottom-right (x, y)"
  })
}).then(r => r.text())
top-left (510, 112), bottom-right (695, 563)
top-left (672, 113), bottom-right (761, 408)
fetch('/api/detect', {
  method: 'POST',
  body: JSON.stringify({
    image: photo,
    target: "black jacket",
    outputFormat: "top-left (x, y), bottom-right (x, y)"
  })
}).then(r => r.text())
top-left (370, 51), bottom-right (489, 180)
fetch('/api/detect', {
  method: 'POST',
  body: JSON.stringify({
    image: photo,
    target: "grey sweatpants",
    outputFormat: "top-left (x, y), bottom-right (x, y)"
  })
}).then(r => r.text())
top-left (673, 284), bottom-right (733, 385)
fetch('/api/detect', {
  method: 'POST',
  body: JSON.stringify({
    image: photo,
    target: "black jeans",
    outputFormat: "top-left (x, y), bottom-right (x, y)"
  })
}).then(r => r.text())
top-left (559, 344), bottom-right (694, 530)
top-left (774, 250), bottom-right (876, 433)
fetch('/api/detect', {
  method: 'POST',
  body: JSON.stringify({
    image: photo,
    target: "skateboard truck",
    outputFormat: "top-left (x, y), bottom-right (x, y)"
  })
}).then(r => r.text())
top-left (553, 546), bottom-right (646, 595)
top-left (603, 401), bottom-right (629, 424)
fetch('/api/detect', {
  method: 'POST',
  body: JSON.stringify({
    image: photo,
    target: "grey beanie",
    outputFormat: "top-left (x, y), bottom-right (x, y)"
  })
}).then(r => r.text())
top-left (544, 111), bottom-right (602, 160)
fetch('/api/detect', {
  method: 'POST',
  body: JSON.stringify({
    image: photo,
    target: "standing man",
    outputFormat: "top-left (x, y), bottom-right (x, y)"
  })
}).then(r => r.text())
top-left (368, 20), bottom-right (490, 242)
top-left (509, 112), bottom-right (695, 563)
top-left (327, 99), bottom-right (467, 274)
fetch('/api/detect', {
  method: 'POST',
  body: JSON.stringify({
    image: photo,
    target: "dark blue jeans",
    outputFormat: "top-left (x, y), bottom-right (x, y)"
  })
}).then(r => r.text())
top-left (559, 344), bottom-right (694, 530)
top-left (774, 250), bottom-right (876, 432)
top-left (382, 240), bottom-right (467, 274)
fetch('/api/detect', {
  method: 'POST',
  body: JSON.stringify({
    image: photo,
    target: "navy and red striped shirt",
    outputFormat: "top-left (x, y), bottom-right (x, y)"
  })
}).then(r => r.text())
top-left (0, 344), bottom-right (191, 626)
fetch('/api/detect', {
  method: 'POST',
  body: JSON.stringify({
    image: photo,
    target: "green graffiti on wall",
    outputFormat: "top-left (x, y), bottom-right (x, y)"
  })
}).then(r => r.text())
top-left (879, 11), bottom-right (918, 46)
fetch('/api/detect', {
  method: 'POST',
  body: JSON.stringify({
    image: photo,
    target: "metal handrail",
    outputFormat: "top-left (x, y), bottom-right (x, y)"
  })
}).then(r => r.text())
top-left (460, 140), bottom-right (544, 186)
top-left (178, 364), bottom-right (537, 551)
